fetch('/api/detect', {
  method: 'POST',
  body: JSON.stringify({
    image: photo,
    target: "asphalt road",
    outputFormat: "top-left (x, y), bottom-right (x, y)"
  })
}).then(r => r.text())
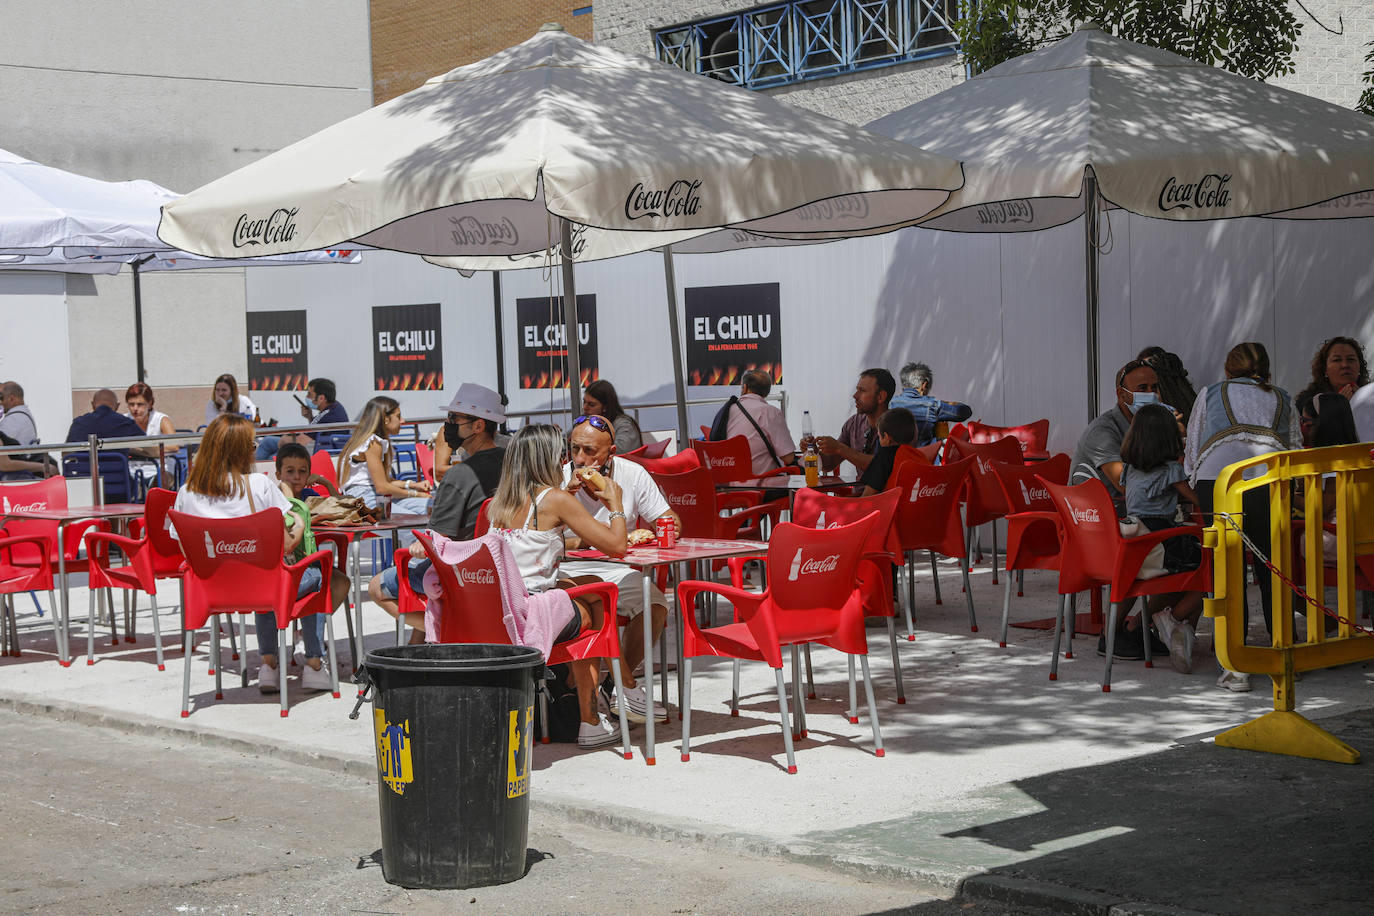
top-left (0, 709), bottom-right (1044, 916)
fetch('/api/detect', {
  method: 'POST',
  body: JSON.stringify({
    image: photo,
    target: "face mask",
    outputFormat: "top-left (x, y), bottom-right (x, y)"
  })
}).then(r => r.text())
top-left (1128, 391), bottom-right (1158, 411)
top-left (443, 421), bottom-right (465, 449)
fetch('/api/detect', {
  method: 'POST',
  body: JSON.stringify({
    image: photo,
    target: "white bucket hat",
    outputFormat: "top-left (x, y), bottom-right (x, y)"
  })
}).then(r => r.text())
top-left (441, 383), bottom-right (505, 423)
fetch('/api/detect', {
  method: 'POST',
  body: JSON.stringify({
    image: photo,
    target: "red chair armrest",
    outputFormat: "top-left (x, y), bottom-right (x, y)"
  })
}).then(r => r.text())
top-left (63, 518), bottom-right (110, 559)
top-left (83, 530), bottom-right (145, 565)
top-left (0, 534), bottom-right (55, 577)
top-left (314, 530), bottom-right (353, 570)
top-left (1113, 525), bottom-right (1204, 585)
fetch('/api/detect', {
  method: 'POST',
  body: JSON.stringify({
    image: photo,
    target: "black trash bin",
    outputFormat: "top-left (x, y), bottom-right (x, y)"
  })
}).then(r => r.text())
top-left (358, 643), bottom-right (544, 889)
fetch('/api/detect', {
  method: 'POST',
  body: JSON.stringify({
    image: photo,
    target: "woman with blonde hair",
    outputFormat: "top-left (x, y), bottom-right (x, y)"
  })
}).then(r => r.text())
top-left (337, 396), bottom-right (431, 514)
top-left (171, 415), bottom-right (347, 693)
top-left (486, 423), bottom-right (630, 748)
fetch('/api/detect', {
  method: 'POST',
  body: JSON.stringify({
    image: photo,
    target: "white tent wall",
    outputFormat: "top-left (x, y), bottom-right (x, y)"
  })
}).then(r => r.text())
top-left (243, 215), bottom-right (1373, 453)
top-left (245, 252), bottom-right (497, 429)
top-left (0, 272), bottom-right (74, 446)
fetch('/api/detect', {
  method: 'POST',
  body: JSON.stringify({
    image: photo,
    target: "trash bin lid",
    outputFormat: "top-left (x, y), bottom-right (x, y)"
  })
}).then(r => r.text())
top-left (365, 643), bottom-right (544, 673)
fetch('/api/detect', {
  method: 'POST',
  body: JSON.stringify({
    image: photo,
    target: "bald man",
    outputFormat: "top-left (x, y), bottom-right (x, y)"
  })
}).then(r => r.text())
top-left (65, 388), bottom-right (146, 448)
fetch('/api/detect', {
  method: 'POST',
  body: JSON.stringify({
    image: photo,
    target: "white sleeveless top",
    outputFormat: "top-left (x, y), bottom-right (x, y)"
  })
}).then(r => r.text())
top-left (342, 434), bottom-right (390, 493)
top-left (493, 488), bottom-right (565, 594)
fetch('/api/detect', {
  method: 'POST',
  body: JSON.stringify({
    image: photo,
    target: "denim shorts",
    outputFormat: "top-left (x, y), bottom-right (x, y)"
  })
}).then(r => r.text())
top-left (378, 558), bottom-right (430, 599)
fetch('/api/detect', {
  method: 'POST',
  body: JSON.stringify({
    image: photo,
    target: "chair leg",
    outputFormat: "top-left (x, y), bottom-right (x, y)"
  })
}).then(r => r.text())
top-left (29, 590), bottom-right (43, 617)
top-left (107, 588), bottom-right (119, 645)
top-left (1065, 593), bottom-right (1076, 657)
top-left (325, 615), bottom-right (341, 698)
top-left (1000, 572), bottom-right (1014, 647)
top-left (887, 617), bottom-right (905, 705)
top-left (730, 659), bottom-right (740, 717)
top-left (1102, 602), bottom-right (1119, 692)
top-left (928, 550), bottom-right (942, 605)
top-left (238, 615), bottom-right (249, 689)
top-left (212, 619), bottom-right (223, 700)
top-left (46, 590), bottom-right (59, 660)
top-left (278, 627), bottom-right (290, 717)
top-left (538, 686), bottom-right (551, 745)
top-left (1017, 568), bottom-right (1025, 597)
top-left (774, 667), bottom-right (798, 775)
top-left (150, 593), bottom-right (165, 671)
top-left (608, 652), bottom-right (632, 761)
top-left (1050, 594), bottom-right (1065, 681)
top-left (859, 654), bottom-right (884, 757)
top-left (680, 658), bottom-right (693, 761)
top-left (180, 630), bottom-right (195, 717)
top-left (846, 654), bottom-right (858, 724)
top-left (1141, 603), bottom-right (1153, 669)
top-left (991, 521), bottom-right (999, 585)
top-left (395, 613), bottom-right (405, 646)
top-left (789, 646), bottom-right (807, 740)
top-left (803, 644), bottom-right (816, 700)
top-left (905, 552), bottom-right (918, 640)
top-left (123, 588), bottom-right (135, 643)
top-left (960, 557), bottom-right (978, 632)
top-left (86, 587), bottom-right (97, 665)
top-left (342, 587), bottom-right (356, 674)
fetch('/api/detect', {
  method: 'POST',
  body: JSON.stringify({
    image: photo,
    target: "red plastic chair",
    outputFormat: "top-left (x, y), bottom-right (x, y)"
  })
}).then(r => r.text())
top-left (414, 532), bottom-right (633, 758)
top-left (968, 419), bottom-right (1051, 462)
top-left (692, 436), bottom-right (798, 484)
top-left (890, 458), bottom-right (977, 637)
top-left (790, 487), bottom-right (904, 711)
top-left (651, 468), bottom-right (784, 543)
top-left (625, 449), bottom-right (700, 475)
top-left (415, 441), bottom-right (436, 487)
top-left (1040, 477), bottom-right (1210, 690)
top-left (992, 454), bottom-right (1071, 655)
top-left (945, 436), bottom-right (1024, 584)
top-left (85, 510), bottom-right (174, 670)
top-left (169, 508), bottom-right (339, 717)
top-left (0, 533), bottom-right (58, 658)
top-left (640, 439), bottom-right (670, 459)
top-left (310, 449), bottom-right (339, 488)
top-left (677, 514), bottom-right (882, 773)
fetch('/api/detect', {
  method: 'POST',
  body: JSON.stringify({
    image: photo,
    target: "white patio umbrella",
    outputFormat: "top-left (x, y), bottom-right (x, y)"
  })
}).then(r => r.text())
top-left (158, 23), bottom-right (964, 409)
top-left (864, 22), bottom-right (1374, 418)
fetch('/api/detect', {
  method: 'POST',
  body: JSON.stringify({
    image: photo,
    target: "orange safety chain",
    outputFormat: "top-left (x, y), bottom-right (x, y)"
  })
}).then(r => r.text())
top-left (1214, 511), bottom-right (1373, 637)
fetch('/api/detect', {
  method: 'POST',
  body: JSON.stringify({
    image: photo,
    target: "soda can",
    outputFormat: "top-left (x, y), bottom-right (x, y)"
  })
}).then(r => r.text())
top-left (656, 515), bottom-right (677, 548)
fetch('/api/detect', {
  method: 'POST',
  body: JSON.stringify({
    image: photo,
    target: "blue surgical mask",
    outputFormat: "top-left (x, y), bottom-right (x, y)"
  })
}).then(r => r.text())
top-left (1129, 391), bottom-right (1159, 411)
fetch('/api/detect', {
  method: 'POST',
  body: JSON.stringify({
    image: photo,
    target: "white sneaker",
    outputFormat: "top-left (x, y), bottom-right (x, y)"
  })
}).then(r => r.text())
top-left (1170, 621), bottom-right (1195, 674)
top-left (577, 713), bottom-right (622, 748)
top-left (258, 661), bottom-right (280, 695)
top-left (615, 684), bottom-right (668, 724)
top-left (1216, 669), bottom-right (1251, 692)
top-left (301, 661), bottom-right (333, 692)
top-left (1151, 609), bottom-right (1178, 650)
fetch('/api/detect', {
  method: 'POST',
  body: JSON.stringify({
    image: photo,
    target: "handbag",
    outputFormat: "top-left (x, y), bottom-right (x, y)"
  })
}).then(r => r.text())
top-left (1119, 515), bottom-right (1168, 579)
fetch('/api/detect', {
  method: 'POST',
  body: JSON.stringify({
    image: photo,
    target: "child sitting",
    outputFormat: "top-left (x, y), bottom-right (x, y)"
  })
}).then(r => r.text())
top-left (1120, 403), bottom-right (1203, 674)
top-left (858, 408), bottom-right (920, 496)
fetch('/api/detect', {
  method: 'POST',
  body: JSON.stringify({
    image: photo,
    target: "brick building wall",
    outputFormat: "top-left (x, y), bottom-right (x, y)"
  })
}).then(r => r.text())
top-left (371, 0), bottom-right (595, 104)
top-left (1273, 0), bottom-right (1373, 109)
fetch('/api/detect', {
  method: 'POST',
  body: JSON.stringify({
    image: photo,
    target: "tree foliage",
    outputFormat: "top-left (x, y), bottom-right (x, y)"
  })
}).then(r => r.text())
top-left (1359, 41), bottom-right (1374, 116)
top-left (954, 1), bottom-right (1303, 82)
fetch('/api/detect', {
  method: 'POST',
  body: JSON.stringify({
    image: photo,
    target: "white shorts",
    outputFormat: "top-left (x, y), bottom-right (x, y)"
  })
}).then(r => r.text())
top-left (560, 560), bottom-right (665, 617)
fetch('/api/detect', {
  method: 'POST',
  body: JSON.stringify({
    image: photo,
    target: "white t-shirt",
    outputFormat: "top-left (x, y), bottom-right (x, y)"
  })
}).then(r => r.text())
top-left (169, 473), bottom-right (289, 540)
top-left (560, 456), bottom-right (670, 528)
top-left (204, 396), bottom-right (258, 427)
top-left (1350, 383), bottom-right (1374, 444)
top-left (342, 434), bottom-right (390, 493)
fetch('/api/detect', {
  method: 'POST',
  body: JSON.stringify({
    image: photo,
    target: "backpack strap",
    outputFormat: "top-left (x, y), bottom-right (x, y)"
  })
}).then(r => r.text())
top-left (730, 398), bottom-right (785, 469)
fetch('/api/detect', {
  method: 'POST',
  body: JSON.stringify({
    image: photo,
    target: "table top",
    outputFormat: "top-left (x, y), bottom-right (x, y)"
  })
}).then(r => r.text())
top-left (566, 537), bottom-right (767, 569)
top-left (717, 475), bottom-right (851, 491)
top-left (1, 502), bottom-right (146, 522)
top-left (313, 512), bottom-right (431, 535)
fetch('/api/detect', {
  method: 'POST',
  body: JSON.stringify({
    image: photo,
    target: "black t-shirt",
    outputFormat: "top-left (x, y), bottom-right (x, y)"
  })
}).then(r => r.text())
top-left (464, 447), bottom-right (506, 497)
top-left (858, 443), bottom-right (899, 492)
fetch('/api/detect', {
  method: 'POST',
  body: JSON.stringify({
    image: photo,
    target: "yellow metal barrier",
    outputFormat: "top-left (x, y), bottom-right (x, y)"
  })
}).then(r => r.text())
top-left (1202, 442), bottom-right (1374, 764)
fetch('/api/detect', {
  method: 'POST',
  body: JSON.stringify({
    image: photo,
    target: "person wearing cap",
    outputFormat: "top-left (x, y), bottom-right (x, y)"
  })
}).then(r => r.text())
top-left (368, 383), bottom-right (508, 642)
top-left (432, 383), bottom-right (510, 482)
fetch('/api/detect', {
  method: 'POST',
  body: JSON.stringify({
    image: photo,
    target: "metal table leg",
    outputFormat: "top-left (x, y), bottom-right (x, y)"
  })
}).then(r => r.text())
top-left (350, 538), bottom-right (365, 671)
top-left (641, 567), bottom-right (655, 765)
top-left (56, 520), bottom-right (71, 666)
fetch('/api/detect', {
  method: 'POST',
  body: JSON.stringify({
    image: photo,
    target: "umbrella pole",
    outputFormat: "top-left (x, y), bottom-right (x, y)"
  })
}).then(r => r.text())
top-left (1083, 171), bottom-right (1101, 422)
top-left (491, 271), bottom-right (506, 407)
top-left (132, 254), bottom-right (155, 383)
top-left (560, 220), bottom-right (582, 416)
top-left (662, 245), bottom-right (690, 451)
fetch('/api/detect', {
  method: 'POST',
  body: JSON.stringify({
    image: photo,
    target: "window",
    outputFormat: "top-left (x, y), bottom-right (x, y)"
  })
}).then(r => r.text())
top-left (654, 0), bottom-right (959, 90)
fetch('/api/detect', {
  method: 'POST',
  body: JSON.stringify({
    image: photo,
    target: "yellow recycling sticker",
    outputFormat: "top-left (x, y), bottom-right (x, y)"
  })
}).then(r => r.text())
top-left (374, 707), bottom-right (414, 797)
top-left (507, 705), bottom-right (532, 799)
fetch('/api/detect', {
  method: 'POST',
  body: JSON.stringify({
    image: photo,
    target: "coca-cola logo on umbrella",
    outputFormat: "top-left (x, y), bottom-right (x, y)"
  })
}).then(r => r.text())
top-left (975, 200), bottom-right (1035, 225)
top-left (233, 207), bottom-right (299, 248)
top-left (1158, 174), bottom-right (1232, 212)
top-left (449, 215), bottom-right (520, 248)
top-left (625, 179), bottom-right (703, 220)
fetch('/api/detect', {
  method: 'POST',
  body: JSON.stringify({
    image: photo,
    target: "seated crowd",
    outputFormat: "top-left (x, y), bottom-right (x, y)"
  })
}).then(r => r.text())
top-left (5, 333), bottom-right (1372, 725)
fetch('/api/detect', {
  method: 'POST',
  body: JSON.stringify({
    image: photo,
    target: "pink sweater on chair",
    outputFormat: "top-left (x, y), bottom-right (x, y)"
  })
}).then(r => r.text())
top-left (421, 530), bottom-right (575, 658)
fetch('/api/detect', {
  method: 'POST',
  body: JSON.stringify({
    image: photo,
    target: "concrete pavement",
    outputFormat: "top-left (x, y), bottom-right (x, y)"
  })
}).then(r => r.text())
top-left (3, 554), bottom-right (1372, 914)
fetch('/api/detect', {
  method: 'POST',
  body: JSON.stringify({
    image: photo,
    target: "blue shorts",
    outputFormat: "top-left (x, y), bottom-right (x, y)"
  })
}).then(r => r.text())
top-left (379, 558), bottom-right (430, 600)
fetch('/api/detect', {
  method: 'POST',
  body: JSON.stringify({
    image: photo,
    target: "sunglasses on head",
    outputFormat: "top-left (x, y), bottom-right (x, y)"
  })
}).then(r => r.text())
top-left (574, 415), bottom-right (612, 434)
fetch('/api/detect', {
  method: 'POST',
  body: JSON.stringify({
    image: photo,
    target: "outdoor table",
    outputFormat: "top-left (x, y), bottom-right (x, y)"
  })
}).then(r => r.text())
top-left (314, 512), bottom-right (430, 670)
top-left (0, 503), bottom-right (146, 665)
top-left (566, 536), bottom-right (767, 765)
top-left (716, 474), bottom-right (850, 492)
